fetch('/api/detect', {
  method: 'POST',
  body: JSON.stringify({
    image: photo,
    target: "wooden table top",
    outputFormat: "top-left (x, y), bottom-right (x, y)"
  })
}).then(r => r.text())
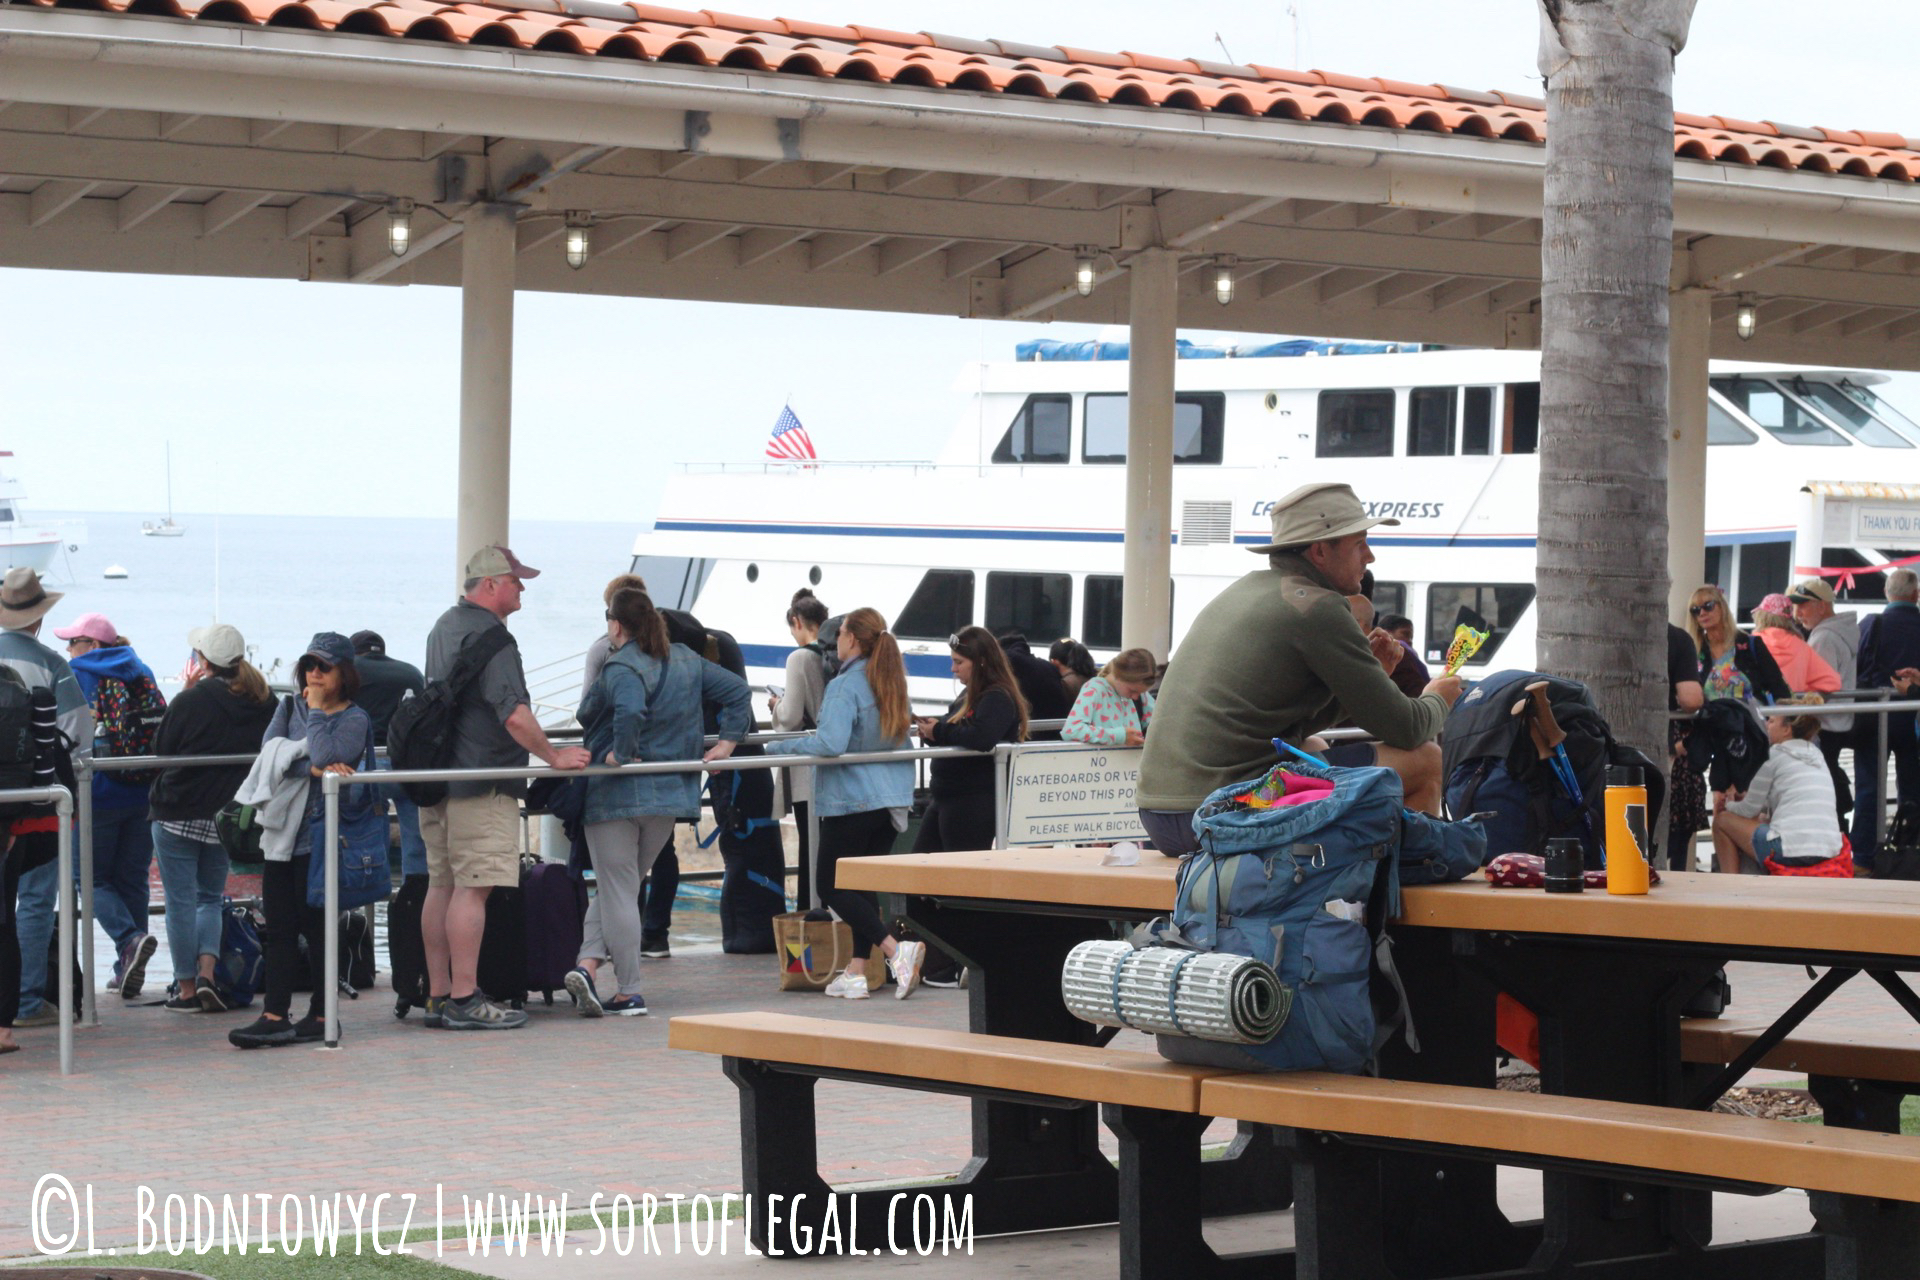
top-left (839, 847), bottom-right (1920, 959)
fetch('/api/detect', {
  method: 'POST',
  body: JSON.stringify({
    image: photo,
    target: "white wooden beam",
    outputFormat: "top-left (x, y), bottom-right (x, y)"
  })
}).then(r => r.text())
top-left (661, 220), bottom-right (736, 262)
top-left (594, 215), bottom-right (668, 257)
top-left (283, 192), bottom-right (355, 237)
top-left (806, 231), bottom-right (882, 271)
top-left (28, 179), bottom-right (96, 227)
top-left (877, 236), bottom-right (950, 276)
top-left (116, 183), bottom-right (185, 231)
top-left (737, 225), bottom-right (806, 266)
top-left (943, 241), bottom-right (1009, 279)
top-left (200, 189), bottom-right (271, 236)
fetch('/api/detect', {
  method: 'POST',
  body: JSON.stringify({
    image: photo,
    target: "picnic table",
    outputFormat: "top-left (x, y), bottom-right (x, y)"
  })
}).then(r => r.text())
top-left (828, 848), bottom-right (1920, 1276)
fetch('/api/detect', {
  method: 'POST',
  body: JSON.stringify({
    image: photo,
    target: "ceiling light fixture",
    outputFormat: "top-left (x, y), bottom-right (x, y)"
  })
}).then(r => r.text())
top-left (1734, 293), bottom-right (1758, 342)
top-left (1212, 255), bottom-right (1237, 306)
top-left (564, 211), bottom-right (592, 270)
top-left (1074, 247), bottom-right (1097, 298)
top-left (386, 198), bottom-right (414, 258)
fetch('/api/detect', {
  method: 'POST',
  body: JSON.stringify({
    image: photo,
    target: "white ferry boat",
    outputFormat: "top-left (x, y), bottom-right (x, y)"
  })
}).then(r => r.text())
top-left (630, 341), bottom-right (1920, 704)
top-left (0, 452), bottom-right (80, 575)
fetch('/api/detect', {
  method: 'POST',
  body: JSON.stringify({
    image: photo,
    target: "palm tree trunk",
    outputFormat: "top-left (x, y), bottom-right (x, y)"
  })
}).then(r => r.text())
top-left (1536, 0), bottom-right (1697, 768)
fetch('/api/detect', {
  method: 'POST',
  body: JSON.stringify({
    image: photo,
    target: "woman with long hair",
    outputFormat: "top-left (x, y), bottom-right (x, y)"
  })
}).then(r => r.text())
top-left (1048, 638), bottom-right (1098, 700)
top-left (1689, 584), bottom-right (1789, 708)
top-left (914, 626), bottom-right (1029, 853)
top-left (769, 588), bottom-right (830, 905)
top-left (566, 588), bottom-right (751, 1018)
top-left (1061, 647), bottom-right (1157, 747)
top-left (147, 624), bottom-right (276, 1014)
top-left (231, 632), bottom-right (374, 1048)
top-left (764, 607), bottom-right (923, 1000)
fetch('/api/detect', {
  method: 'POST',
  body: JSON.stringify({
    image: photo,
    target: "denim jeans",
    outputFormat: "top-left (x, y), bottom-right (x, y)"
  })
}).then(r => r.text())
top-left (372, 756), bottom-right (428, 878)
top-left (641, 841), bottom-right (678, 938)
top-left (151, 824), bottom-right (228, 983)
top-left (14, 859), bottom-right (57, 1017)
top-left (88, 805), bottom-right (154, 954)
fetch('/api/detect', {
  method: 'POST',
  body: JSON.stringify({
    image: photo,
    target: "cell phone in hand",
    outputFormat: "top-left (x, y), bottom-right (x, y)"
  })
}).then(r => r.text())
top-left (766, 684), bottom-right (784, 700)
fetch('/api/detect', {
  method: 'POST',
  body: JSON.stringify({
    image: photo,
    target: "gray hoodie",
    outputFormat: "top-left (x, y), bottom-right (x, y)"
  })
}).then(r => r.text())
top-left (1806, 612), bottom-right (1859, 733)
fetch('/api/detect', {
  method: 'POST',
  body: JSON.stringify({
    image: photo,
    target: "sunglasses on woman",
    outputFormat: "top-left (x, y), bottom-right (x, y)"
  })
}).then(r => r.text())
top-left (1688, 602), bottom-right (1719, 616)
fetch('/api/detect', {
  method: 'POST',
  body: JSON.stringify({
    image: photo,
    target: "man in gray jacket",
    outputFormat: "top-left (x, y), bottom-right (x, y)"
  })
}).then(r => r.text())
top-left (1789, 577), bottom-right (1858, 830)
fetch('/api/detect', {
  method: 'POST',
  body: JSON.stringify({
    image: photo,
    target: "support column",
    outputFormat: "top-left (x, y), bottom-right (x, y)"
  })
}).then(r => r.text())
top-left (1666, 288), bottom-right (1711, 626)
top-left (456, 206), bottom-right (516, 582)
top-left (1122, 248), bottom-right (1177, 658)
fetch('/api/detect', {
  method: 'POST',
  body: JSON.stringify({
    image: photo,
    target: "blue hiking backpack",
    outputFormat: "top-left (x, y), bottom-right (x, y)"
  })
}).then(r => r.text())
top-left (1155, 750), bottom-right (1483, 1074)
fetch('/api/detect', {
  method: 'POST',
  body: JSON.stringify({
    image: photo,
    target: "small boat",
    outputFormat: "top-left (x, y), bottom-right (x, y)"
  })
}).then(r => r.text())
top-left (102, 564), bottom-right (128, 580)
top-left (0, 451), bottom-right (74, 574)
top-left (142, 443), bottom-right (185, 537)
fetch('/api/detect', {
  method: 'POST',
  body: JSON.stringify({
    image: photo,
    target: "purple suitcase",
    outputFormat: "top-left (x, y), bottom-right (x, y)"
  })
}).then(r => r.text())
top-left (521, 861), bottom-right (589, 1004)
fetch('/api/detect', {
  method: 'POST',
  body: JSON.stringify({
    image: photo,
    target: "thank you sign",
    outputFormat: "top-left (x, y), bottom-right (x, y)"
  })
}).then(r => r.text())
top-left (1004, 746), bottom-right (1147, 846)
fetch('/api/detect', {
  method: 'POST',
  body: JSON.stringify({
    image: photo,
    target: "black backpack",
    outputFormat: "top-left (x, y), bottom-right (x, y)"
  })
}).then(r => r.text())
top-left (6, 682), bottom-right (76, 872)
top-left (1879, 802), bottom-right (1920, 880)
top-left (0, 667), bottom-right (37, 815)
top-left (1442, 669), bottom-right (1665, 868)
top-left (386, 626), bottom-right (515, 807)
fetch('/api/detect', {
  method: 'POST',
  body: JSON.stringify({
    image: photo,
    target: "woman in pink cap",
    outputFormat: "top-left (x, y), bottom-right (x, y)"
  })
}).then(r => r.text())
top-left (1750, 593), bottom-right (1841, 694)
top-left (55, 612), bottom-right (167, 999)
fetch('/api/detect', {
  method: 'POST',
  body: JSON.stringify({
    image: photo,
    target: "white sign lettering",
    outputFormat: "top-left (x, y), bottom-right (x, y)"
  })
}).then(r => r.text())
top-left (1003, 746), bottom-right (1147, 846)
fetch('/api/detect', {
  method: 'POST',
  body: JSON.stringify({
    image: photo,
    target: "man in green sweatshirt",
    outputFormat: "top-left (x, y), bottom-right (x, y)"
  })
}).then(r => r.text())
top-left (1136, 482), bottom-right (1462, 855)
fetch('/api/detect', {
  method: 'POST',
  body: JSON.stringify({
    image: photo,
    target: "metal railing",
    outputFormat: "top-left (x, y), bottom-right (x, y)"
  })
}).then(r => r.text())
top-left (7, 784), bottom-right (77, 1075)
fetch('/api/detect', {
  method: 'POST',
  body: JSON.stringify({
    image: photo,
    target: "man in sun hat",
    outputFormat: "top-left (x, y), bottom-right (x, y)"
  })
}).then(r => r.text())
top-left (1136, 483), bottom-right (1462, 854)
top-left (419, 546), bottom-right (590, 1032)
top-left (1788, 575), bottom-right (1860, 831)
top-left (0, 569), bottom-right (93, 1039)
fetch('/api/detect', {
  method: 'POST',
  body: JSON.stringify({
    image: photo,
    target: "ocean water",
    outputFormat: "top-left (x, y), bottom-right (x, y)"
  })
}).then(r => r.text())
top-left (39, 510), bottom-right (642, 721)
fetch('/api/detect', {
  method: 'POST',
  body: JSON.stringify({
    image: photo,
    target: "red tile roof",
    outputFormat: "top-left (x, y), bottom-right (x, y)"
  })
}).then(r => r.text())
top-left (30, 0), bottom-right (1920, 183)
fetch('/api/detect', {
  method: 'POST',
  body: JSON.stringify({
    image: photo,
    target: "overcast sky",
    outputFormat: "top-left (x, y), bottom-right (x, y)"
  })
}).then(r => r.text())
top-left (4, 0), bottom-right (1915, 523)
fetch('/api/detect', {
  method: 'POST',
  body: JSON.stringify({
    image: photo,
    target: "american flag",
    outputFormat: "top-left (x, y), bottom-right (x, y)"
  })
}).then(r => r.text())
top-left (764, 404), bottom-right (817, 463)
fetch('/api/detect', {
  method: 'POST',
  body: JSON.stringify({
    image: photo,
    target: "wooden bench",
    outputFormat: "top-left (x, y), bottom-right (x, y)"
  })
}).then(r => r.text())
top-left (675, 1012), bottom-right (1920, 1279)
top-left (1681, 1018), bottom-right (1920, 1131)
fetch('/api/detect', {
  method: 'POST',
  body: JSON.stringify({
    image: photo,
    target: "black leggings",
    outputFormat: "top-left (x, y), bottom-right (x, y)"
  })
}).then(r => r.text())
top-left (816, 809), bottom-right (899, 960)
top-left (262, 854), bottom-right (328, 1020)
top-left (912, 793), bottom-right (996, 854)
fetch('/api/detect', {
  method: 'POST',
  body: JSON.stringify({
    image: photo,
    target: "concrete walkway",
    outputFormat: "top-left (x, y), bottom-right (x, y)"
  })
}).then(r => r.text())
top-left (2, 932), bottom-right (1903, 1275)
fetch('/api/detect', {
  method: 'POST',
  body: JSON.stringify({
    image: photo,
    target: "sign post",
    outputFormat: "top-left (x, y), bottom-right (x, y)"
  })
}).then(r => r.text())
top-left (1002, 744), bottom-right (1148, 846)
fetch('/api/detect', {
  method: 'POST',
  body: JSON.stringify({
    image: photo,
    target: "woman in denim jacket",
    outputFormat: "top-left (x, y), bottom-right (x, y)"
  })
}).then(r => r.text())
top-left (764, 607), bottom-right (926, 1000)
top-left (566, 588), bottom-right (751, 1017)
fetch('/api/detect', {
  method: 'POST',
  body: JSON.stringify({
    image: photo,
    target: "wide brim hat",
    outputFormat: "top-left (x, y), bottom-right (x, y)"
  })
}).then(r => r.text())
top-left (1245, 481), bottom-right (1399, 554)
top-left (0, 568), bottom-right (62, 628)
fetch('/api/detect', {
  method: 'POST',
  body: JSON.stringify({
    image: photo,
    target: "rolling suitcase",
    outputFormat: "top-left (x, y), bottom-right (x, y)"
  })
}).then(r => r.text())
top-left (479, 883), bottom-right (529, 1009)
top-left (522, 861), bottom-right (588, 1004)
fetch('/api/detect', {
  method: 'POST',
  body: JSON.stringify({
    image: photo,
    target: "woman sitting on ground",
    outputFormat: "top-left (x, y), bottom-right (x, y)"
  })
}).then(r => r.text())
top-left (1061, 647), bottom-right (1157, 748)
top-left (1711, 696), bottom-right (1841, 873)
top-left (231, 632), bottom-right (373, 1049)
top-left (1750, 593), bottom-right (1840, 694)
top-left (763, 608), bottom-right (924, 1000)
top-left (567, 588), bottom-right (751, 1018)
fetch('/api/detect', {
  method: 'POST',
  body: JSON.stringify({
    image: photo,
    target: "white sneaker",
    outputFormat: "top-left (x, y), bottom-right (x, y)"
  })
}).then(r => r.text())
top-left (889, 941), bottom-right (925, 1000)
top-left (823, 972), bottom-right (870, 1000)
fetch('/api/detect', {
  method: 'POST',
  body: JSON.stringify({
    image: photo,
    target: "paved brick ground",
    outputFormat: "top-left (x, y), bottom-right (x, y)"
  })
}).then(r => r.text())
top-left (4, 917), bottom-right (1912, 1272)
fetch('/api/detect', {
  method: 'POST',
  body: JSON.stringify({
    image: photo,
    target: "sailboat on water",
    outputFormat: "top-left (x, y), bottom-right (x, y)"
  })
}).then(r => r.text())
top-left (142, 443), bottom-right (184, 538)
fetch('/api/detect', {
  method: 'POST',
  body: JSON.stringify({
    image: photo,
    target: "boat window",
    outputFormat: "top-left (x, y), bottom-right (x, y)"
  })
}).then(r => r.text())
top-left (1709, 377), bottom-right (1845, 446)
top-left (1316, 390), bottom-right (1394, 458)
top-left (0, 503), bottom-right (14, 524)
top-left (1505, 383), bottom-right (1540, 454)
top-left (986, 572), bottom-right (1071, 644)
top-left (895, 570), bottom-right (975, 640)
top-left (991, 394), bottom-right (1071, 465)
top-left (1461, 387), bottom-right (1494, 455)
top-left (1082, 393), bottom-right (1226, 464)
top-left (1371, 581), bottom-right (1407, 622)
top-left (1795, 380), bottom-right (1912, 448)
top-left (1408, 387), bottom-right (1456, 457)
top-left (1707, 401), bottom-right (1756, 445)
top-left (1082, 575), bottom-right (1173, 651)
top-left (1839, 381), bottom-right (1920, 445)
top-left (1423, 584), bottom-right (1535, 667)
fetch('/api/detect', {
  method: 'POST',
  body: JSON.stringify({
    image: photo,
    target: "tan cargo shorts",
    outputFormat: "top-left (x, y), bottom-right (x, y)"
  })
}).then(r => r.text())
top-left (421, 791), bottom-right (521, 888)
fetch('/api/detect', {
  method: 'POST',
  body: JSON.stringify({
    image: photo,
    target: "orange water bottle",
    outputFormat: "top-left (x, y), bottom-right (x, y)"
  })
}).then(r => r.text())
top-left (1605, 765), bottom-right (1650, 895)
